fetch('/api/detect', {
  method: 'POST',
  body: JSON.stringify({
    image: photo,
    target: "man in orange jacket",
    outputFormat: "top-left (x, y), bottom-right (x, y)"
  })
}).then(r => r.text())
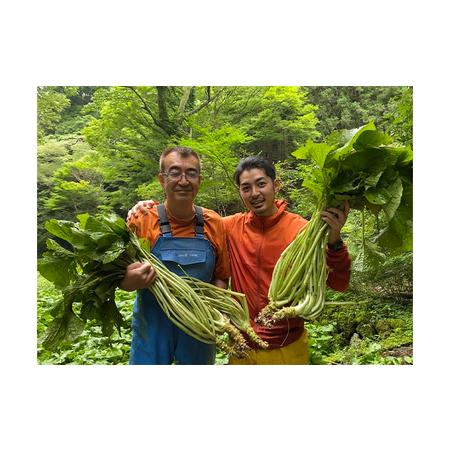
top-left (128, 156), bottom-right (351, 364)
top-left (223, 156), bottom-right (350, 364)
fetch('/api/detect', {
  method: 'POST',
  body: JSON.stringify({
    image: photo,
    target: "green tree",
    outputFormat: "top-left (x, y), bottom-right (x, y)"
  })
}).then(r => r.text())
top-left (383, 87), bottom-right (413, 147)
top-left (306, 87), bottom-right (404, 138)
top-left (196, 86), bottom-right (320, 161)
top-left (243, 86), bottom-right (319, 160)
top-left (37, 87), bottom-right (71, 142)
top-left (180, 125), bottom-right (250, 214)
top-left (37, 136), bottom-right (93, 253)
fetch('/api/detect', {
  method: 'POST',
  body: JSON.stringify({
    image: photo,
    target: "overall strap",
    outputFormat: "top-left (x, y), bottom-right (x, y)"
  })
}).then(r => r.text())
top-left (157, 204), bottom-right (172, 237)
top-left (194, 205), bottom-right (205, 238)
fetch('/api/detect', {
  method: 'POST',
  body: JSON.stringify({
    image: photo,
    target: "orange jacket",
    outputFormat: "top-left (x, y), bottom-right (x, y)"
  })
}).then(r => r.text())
top-left (223, 200), bottom-right (351, 349)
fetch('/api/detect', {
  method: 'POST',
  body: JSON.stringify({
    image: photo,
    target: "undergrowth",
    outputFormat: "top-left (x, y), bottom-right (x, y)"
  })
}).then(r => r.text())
top-left (307, 252), bottom-right (413, 365)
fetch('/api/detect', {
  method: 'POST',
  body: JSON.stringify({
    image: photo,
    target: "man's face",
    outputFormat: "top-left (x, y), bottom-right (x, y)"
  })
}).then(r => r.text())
top-left (238, 168), bottom-right (279, 217)
top-left (158, 152), bottom-right (201, 204)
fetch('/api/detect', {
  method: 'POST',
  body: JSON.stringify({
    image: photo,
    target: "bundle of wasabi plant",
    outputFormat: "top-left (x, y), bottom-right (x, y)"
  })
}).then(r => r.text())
top-left (183, 277), bottom-right (269, 349)
top-left (257, 122), bottom-right (412, 325)
top-left (38, 213), bottom-right (266, 357)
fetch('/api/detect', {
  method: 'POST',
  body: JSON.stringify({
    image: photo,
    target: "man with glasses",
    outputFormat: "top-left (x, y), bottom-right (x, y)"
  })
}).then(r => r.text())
top-left (119, 146), bottom-right (230, 365)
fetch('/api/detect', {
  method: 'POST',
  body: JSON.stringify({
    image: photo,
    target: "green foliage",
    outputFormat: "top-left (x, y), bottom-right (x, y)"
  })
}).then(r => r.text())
top-left (211, 86), bottom-right (320, 162)
top-left (308, 296), bottom-right (413, 365)
top-left (83, 87), bottom-right (167, 151)
top-left (307, 246), bottom-right (413, 365)
top-left (307, 87), bottom-right (404, 138)
top-left (244, 86), bottom-right (319, 148)
top-left (38, 213), bottom-right (136, 349)
top-left (180, 125), bottom-right (248, 212)
top-left (38, 239), bottom-right (78, 287)
top-left (307, 322), bottom-right (337, 364)
top-left (275, 159), bottom-right (318, 217)
top-left (37, 275), bottom-right (134, 365)
top-left (37, 135), bottom-right (99, 254)
top-left (39, 212), bottom-right (254, 356)
top-left (54, 87), bottom-right (99, 135)
top-left (37, 87), bottom-right (71, 142)
top-left (38, 139), bottom-right (75, 188)
top-left (135, 178), bottom-right (165, 204)
top-left (292, 122), bottom-right (413, 251)
top-left (351, 251), bottom-right (413, 299)
top-left (383, 87), bottom-right (413, 147)
top-left (45, 178), bottom-right (104, 215)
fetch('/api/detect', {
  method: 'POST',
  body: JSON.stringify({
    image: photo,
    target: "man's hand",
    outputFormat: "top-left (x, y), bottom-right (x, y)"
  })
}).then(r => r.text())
top-left (119, 262), bottom-right (157, 291)
top-left (127, 200), bottom-right (158, 222)
top-left (212, 278), bottom-right (229, 290)
top-left (320, 200), bottom-right (350, 244)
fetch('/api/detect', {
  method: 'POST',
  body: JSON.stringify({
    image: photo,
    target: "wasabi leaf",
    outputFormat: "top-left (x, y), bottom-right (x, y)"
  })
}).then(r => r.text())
top-left (38, 240), bottom-right (77, 288)
top-left (292, 122), bottom-right (413, 250)
top-left (38, 213), bottom-right (138, 347)
top-left (324, 122), bottom-right (376, 165)
top-left (292, 140), bottom-right (333, 169)
top-left (41, 309), bottom-right (85, 351)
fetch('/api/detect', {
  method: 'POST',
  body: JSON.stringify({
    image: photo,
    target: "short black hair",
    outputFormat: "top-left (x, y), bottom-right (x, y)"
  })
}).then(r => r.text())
top-left (234, 156), bottom-right (276, 186)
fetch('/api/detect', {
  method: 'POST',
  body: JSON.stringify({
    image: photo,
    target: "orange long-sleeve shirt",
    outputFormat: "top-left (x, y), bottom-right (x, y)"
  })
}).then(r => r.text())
top-left (223, 200), bottom-right (351, 349)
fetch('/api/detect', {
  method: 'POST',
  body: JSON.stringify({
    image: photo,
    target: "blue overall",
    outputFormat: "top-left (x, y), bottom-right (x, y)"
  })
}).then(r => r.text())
top-left (129, 205), bottom-right (217, 365)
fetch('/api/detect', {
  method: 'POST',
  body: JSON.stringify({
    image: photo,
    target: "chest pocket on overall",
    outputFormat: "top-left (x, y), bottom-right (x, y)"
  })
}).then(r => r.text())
top-left (158, 246), bottom-right (207, 276)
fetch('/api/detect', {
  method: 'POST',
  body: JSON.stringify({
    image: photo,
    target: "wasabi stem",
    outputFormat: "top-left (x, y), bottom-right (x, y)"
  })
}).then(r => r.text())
top-left (182, 276), bottom-right (268, 349)
top-left (258, 203), bottom-right (330, 325)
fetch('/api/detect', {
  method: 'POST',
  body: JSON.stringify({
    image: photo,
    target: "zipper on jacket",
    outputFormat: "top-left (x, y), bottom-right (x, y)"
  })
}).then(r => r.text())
top-left (255, 221), bottom-right (265, 308)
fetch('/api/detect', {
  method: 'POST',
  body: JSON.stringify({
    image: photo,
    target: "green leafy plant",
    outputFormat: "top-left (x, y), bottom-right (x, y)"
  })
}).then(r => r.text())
top-left (37, 274), bottom-right (134, 365)
top-left (258, 122), bottom-right (413, 325)
top-left (307, 322), bottom-right (337, 364)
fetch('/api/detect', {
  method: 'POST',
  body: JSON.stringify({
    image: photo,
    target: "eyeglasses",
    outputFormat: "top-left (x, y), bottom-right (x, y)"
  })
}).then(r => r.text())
top-left (161, 169), bottom-right (200, 182)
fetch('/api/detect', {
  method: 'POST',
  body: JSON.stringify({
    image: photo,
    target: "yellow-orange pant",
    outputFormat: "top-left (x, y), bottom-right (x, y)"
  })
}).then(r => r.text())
top-left (228, 329), bottom-right (309, 365)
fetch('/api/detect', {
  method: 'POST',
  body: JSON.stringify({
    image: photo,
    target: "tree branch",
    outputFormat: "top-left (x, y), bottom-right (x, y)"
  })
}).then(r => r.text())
top-left (156, 86), bottom-right (169, 123)
top-left (186, 87), bottom-right (225, 116)
top-left (124, 86), bottom-right (159, 124)
top-left (178, 86), bottom-right (193, 114)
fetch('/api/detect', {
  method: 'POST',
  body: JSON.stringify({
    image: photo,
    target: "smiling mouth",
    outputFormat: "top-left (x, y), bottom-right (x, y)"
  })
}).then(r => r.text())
top-left (251, 200), bottom-right (264, 207)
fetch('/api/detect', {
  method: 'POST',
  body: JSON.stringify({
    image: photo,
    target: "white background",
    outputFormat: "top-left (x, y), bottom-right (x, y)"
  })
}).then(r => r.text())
top-left (1, 1), bottom-right (448, 449)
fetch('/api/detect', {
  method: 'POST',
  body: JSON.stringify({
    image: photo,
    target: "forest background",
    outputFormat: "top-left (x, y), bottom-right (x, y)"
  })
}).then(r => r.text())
top-left (37, 85), bottom-right (413, 365)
